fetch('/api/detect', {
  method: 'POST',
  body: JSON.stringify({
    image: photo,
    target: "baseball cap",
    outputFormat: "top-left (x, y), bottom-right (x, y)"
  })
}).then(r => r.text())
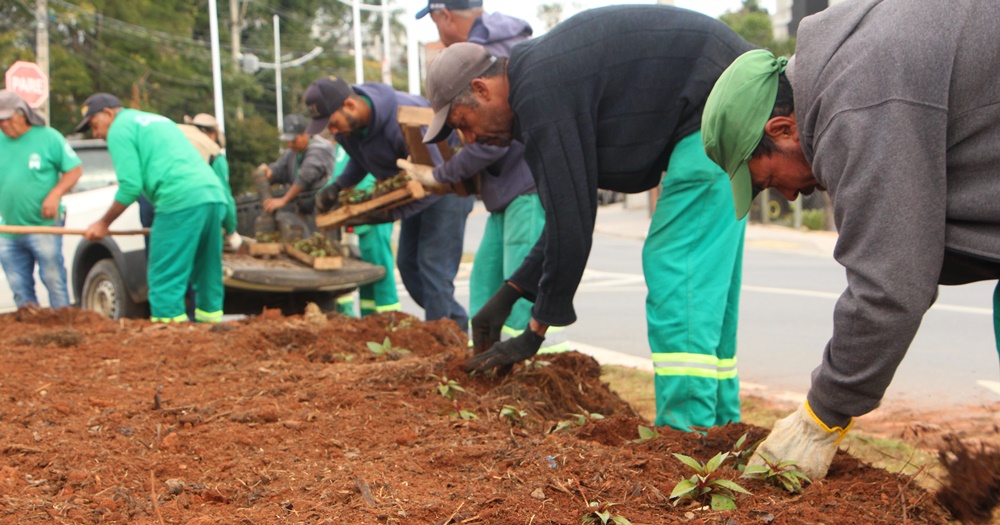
top-left (184, 113), bottom-right (218, 129)
top-left (303, 76), bottom-right (354, 136)
top-left (0, 90), bottom-right (46, 126)
top-left (422, 42), bottom-right (496, 144)
top-left (279, 114), bottom-right (309, 142)
top-left (702, 49), bottom-right (788, 220)
top-left (74, 93), bottom-right (123, 133)
top-left (415, 0), bottom-right (483, 19)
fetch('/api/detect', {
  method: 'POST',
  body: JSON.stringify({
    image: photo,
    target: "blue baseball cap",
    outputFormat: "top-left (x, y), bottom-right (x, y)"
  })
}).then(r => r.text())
top-left (416, 0), bottom-right (483, 19)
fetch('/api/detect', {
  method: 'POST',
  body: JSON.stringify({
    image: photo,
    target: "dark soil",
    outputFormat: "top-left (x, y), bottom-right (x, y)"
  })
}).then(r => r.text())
top-left (0, 308), bottom-right (963, 524)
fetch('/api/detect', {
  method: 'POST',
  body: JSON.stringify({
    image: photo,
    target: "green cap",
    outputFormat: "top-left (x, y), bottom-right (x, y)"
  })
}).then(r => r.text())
top-left (702, 49), bottom-right (788, 219)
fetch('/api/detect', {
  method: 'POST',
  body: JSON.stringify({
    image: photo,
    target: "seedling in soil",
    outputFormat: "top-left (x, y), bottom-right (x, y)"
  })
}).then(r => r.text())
top-left (741, 452), bottom-right (811, 493)
top-left (582, 501), bottom-right (632, 525)
top-left (669, 452), bottom-right (751, 511)
top-left (552, 409), bottom-right (605, 433)
top-left (499, 404), bottom-right (528, 425)
top-left (430, 375), bottom-right (465, 401)
top-left (632, 425), bottom-right (661, 444)
top-left (366, 337), bottom-right (411, 359)
top-left (729, 433), bottom-right (759, 472)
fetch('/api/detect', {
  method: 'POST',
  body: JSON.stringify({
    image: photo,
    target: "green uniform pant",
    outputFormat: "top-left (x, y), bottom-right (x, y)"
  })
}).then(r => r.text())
top-left (356, 222), bottom-right (400, 316)
top-left (148, 203), bottom-right (226, 322)
top-left (470, 194), bottom-right (546, 338)
top-left (642, 131), bottom-right (746, 432)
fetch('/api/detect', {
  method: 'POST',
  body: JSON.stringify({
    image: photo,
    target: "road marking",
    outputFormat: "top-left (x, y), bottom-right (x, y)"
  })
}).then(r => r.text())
top-left (743, 285), bottom-right (992, 315)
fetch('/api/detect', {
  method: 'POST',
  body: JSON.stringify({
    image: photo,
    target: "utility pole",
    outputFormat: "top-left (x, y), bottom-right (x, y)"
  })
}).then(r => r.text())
top-left (208, 0), bottom-right (226, 135)
top-left (35, 0), bottom-right (50, 121)
top-left (353, 0), bottom-right (364, 83)
top-left (274, 15), bottom-right (283, 132)
top-left (381, 0), bottom-right (391, 84)
top-left (230, 0), bottom-right (244, 119)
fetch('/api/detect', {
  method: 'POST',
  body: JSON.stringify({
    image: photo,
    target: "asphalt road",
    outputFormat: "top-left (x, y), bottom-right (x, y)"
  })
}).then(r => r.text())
top-left (395, 202), bottom-right (999, 410)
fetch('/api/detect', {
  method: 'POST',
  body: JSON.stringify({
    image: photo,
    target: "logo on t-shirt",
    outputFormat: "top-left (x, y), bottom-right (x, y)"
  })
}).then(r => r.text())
top-left (28, 153), bottom-right (41, 171)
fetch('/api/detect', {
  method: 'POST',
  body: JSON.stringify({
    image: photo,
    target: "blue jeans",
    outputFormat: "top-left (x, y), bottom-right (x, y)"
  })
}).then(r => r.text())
top-left (0, 221), bottom-right (70, 309)
top-left (397, 194), bottom-right (474, 330)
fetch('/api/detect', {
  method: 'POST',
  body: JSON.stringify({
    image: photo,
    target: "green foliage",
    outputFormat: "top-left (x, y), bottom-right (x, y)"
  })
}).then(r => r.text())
top-left (552, 409), bottom-right (604, 433)
top-left (632, 425), bottom-right (661, 444)
top-left (582, 501), bottom-right (632, 525)
top-left (669, 452), bottom-right (751, 511)
top-left (429, 375), bottom-right (465, 401)
top-left (730, 433), bottom-right (759, 472)
top-left (742, 452), bottom-right (811, 493)
top-left (366, 336), bottom-right (410, 358)
top-left (226, 114), bottom-right (278, 194)
top-left (499, 404), bottom-right (528, 425)
top-left (720, 0), bottom-right (796, 57)
top-left (801, 209), bottom-right (826, 231)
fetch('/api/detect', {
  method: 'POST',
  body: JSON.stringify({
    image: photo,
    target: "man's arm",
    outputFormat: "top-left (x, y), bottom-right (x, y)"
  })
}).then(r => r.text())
top-left (84, 201), bottom-right (129, 241)
top-left (263, 183), bottom-right (304, 213)
top-left (41, 165), bottom-right (83, 219)
top-left (806, 102), bottom-right (948, 426)
top-left (294, 143), bottom-right (335, 190)
top-left (331, 158), bottom-right (369, 189)
top-left (432, 143), bottom-right (507, 184)
top-left (267, 149), bottom-right (293, 184)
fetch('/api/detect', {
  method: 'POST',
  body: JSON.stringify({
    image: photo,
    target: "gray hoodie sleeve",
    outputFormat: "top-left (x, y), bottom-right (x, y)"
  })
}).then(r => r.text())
top-left (432, 143), bottom-right (508, 184)
top-left (806, 102), bottom-right (948, 425)
top-left (268, 148), bottom-right (295, 184)
top-left (294, 141), bottom-right (334, 191)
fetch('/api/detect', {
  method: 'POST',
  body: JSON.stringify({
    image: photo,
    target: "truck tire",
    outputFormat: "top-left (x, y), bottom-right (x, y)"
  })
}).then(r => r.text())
top-left (82, 259), bottom-right (147, 320)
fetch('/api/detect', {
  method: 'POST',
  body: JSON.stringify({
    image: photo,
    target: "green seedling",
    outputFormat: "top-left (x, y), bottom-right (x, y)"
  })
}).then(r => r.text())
top-left (632, 425), bottom-right (661, 444)
top-left (366, 337), bottom-right (411, 359)
top-left (429, 375), bottom-right (465, 401)
top-left (552, 409), bottom-right (605, 433)
top-left (582, 501), bottom-right (632, 525)
top-left (669, 452), bottom-right (751, 511)
top-left (741, 452), bottom-right (811, 493)
top-left (729, 433), bottom-right (759, 472)
top-left (499, 404), bottom-right (528, 425)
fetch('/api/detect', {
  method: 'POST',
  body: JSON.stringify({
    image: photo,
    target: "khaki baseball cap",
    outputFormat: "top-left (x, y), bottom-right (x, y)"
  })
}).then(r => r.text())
top-left (702, 49), bottom-right (788, 219)
top-left (0, 90), bottom-right (46, 126)
top-left (422, 42), bottom-right (496, 144)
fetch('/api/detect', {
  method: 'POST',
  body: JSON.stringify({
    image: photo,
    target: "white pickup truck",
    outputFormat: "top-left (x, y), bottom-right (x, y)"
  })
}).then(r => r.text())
top-left (0, 139), bottom-right (385, 318)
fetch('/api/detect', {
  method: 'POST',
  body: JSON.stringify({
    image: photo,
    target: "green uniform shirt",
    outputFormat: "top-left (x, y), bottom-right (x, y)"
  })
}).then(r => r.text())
top-left (107, 109), bottom-right (225, 213)
top-left (0, 126), bottom-right (81, 235)
top-left (210, 153), bottom-right (238, 234)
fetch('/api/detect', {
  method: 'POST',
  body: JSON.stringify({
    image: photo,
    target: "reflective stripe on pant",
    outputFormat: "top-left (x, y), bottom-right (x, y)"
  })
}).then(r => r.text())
top-left (148, 203), bottom-right (226, 322)
top-left (643, 131), bottom-right (746, 432)
top-left (356, 222), bottom-right (401, 317)
top-left (994, 282), bottom-right (999, 356)
top-left (470, 193), bottom-right (548, 338)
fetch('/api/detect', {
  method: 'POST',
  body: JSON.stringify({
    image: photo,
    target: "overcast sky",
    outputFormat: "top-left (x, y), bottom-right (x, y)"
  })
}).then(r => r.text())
top-left (406, 0), bottom-right (779, 43)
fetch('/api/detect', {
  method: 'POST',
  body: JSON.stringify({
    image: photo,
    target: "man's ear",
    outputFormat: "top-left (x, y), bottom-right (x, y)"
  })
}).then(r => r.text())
top-left (763, 115), bottom-right (799, 143)
top-left (470, 78), bottom-right (491, 101)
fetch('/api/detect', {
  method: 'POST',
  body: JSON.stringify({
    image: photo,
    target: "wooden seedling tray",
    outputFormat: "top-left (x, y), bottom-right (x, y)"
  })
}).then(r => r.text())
top-left (248, 241), bottom-right (283, 256)
top-left (284, 244), bottom-right (344, 270)
top-left (315, 179), bottom-right (427, 231)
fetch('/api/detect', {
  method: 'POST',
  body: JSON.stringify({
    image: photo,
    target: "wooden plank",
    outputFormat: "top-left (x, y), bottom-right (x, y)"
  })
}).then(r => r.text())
top-left (397, 105), bottom-right (479, 197)
top-left (0, 225), bottom-right (149, 236)
top-left (248, 242), bottom-right (283, 256)
top-left (315, 180), bottom-right (427, 231)
top-left (284, 244), bottom-right (344, 270)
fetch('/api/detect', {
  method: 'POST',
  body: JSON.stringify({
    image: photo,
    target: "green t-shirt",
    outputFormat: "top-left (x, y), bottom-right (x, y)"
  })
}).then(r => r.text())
top-left (107, 109), bottom-right (226, 213)
top-left (211, 153), bottom-right (238, 234)
top-left (0, 126), bottom-right (81, 234)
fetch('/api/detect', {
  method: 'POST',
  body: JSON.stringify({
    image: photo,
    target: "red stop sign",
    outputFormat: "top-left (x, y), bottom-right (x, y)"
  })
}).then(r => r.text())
top-left (5, 61), bottom-right (49, 109)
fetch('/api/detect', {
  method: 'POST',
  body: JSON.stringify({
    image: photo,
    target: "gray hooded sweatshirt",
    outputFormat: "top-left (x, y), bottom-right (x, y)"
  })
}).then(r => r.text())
top-left (791, 0), bottom-right (1000, 426)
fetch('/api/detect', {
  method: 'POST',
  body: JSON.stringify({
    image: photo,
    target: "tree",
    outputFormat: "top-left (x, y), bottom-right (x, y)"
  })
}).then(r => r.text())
top-left (720, 0), bottom-right (796, 57)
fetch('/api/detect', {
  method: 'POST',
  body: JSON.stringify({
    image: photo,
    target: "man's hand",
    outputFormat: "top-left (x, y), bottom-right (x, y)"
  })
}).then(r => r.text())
top-left (464, 330), bottom-right (545, 374)
top-left (41, 195), bottom-right (60, 219)
top-left (315, 183), bottom-right (344, 214)
top-left (257, 163), bottom-right (273, 180)
top-left (745, 402), bottom-right (852, 485)
top-left (396, 158), bottom-right (444, 189)
top-left (85, 220), bottom-right (110, 241)
top-left (470, 282), bottom-right (523, 354)
top-left (262, 197), bottom-right (287, 213)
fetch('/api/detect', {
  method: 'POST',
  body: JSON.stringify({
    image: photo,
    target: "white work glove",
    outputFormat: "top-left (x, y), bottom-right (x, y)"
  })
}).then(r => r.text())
top-left (226, 232), bottom-right (244, 251)
top-left (746, 401), bottom-right (852, 484)
top-left (396, 158), bottom-right (446, 190)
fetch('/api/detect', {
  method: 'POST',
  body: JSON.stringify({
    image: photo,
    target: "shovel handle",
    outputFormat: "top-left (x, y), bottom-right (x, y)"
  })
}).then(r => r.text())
top-left (0, 225), bottom-right (150, 236)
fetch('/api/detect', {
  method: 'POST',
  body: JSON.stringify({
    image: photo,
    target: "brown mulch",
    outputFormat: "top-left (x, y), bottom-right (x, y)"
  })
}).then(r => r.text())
top-left (0, 308), bottom-right (962, 524)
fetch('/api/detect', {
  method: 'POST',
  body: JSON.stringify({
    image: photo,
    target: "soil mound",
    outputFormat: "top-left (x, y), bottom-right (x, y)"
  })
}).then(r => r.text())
top-left (0, 309), bottom-right (953, 524)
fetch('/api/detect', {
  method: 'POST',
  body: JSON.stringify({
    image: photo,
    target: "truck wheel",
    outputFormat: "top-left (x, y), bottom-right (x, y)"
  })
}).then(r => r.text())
top-left (82, 259), bottom-right (146, 320)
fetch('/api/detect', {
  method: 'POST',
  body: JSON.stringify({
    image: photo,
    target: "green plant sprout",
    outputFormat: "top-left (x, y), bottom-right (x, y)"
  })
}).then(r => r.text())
top-left (366, 337), bottom-right (411, 359)
top-left (552, 409), bottom-right (605, 433)
top-left (429, 375), bottom-right (466, 401)
top-left (632, 425), bottom-right (661, 444)
top-left (729, 433), bottom-right (759, 472)
top-left (741, 452), bottom-right (811, 493)
top-left (669, 452), bottom-right (751, 511)
top-left (582, 501), bottom-right (632, 525)
top-left (499, 404), bottom-right (528, 425)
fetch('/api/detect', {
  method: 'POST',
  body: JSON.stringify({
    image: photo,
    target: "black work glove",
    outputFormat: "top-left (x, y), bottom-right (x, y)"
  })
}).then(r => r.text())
top-left (464, 330), bottom-right (545, 375)
top-left (470, 282), bottom-right (522, 355)
top-left (343, 210), bottom-right (394, 226)
top-left (315, 183), bottom-right (344, 214)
